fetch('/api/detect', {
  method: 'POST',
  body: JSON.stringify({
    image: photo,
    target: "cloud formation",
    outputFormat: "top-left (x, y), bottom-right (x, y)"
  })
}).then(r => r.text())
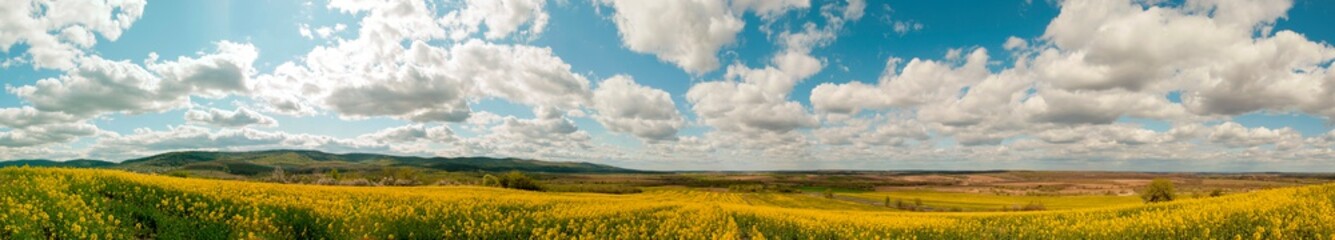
top-left (185, 107), bottom-right (278, 128)
top-left (593, 75), bottom-right (684, 141)
top-left (0, 0), bottom-right (146, 69)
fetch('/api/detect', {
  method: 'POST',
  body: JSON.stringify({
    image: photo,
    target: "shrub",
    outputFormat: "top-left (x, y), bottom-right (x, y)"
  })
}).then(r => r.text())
top-left (488, 171), bottom-right (543, 191)
top-left (327, 169), bottom-right (341, 180)
top-left (1141, 178), bottom-right (1176, 203)
top-left (167, 171), bottom-right (190, 178)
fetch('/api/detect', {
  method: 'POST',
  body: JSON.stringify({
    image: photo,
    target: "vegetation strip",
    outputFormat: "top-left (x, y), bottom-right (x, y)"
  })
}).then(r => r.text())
top-left (3, 167), bottom-right (1334, 239)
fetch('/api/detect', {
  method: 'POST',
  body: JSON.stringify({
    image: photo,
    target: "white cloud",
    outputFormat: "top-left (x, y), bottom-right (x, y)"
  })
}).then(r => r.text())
top-left (184, 107), bottom-right (278, 128)
top-left (814, 116), bottom-right (928, 147)
top-left (677, 0), bottom-right (868, 158)
top-left (441, 0), bottom-right (549, 40)
top-left (811, 48), bottom-right (990, 115)
top-left (599, 0), bottom-right (746, 74)
top-left (315, 41), bottom-right (474, 122)
top-left (9, 41), bottom-right (258, 117)
top-left (592, 75), bottom-right (684, 141)
top-left (260, 38), bottom-right (591, 122)
top-left (358, 124), bottom-right (455, 143)
top-left (842, 0), bottom-right (866, 21)
top-left (257, 0), bottom-right (589, 122)
top-left (298, 24), bottom-right (314, 39)
top-left (454, 40), bottom-right (592, 113)
top-left (0, 107), bottom-right (80, 129)
top-left (1003, 36), bottom-right (1028, 51)
top-left (686, 52), bottom-right (821, 135)
top-left (688, 80), bottom-right (816, 133)
top-left (892, 20), bottom-right (923, 35)
top-left (1038, 0), bottom-right (1334, 109)
top-left (0, 0), bottom-right (146, 70)
top-left (1020, 88), bottom-right (1188, 125)
top-left (0, 123), bottom-right (100, 148)
top-left (89, 126), bottom-right (389, 159)
top-left (729, 0), bottom-right (810, 20)
top-left (467, 117), bottom-right (596, 160)
top-left (1207, 122), bottom-right (1301, 148)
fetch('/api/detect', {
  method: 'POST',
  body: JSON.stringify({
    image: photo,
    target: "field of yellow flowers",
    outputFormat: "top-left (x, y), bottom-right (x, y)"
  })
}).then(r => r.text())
top-left (2, 167), bottom-right (1334, 239)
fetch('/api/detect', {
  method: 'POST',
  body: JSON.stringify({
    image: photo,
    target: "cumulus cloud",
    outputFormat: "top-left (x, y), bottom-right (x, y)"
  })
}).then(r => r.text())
top-left (689, 81), bottom-right (816, 133)
top-left (593, 75), bottom-right (684, 141)
top-left (598, 0), bottom-right (814, 74)
top-left (257, 38), bottom-right (590, 122)
top-left (0, 107), bottom-right (80, 129)
top-left (467, 117), bottom-right (596, 159)
top-left (811, 0), bottom-right (1335, 155)
top-left (1207, 122), bottom-right (1301, 148)
top-left (812, 48), bottom-right (990, 116)
top-left (255, 0), bottom-right (588, 123)
top-left (0, 0), bottom-right (146, 69)
top-left (1037, 0), bottom-right (1334, 117)
top-left (0, 123), bottom-right (100, 148)
top-left (184, 107), bottom-right (278, 128)
top-left (679, 0), bottom-right (867, 157)
top-left (358, 124), bottom-right (455, 143)
top-left (1003, 36), bottom-right (1028, 51)
top-left (441, 0), bottom-right (549, 40)
top-left (686, 51), bottom-right (822, 135)
top-left (8, 41), bottom-right (258, 117)
top-left (729, 0), bottom-right (811, 20)
top-left (599, 0), bottom-right (745, 74)
top-left (89, 126), bottom-right (388, 159)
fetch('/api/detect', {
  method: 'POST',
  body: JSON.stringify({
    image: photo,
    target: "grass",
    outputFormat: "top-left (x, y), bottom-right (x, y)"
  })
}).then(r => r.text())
top-left (842, 190), bottom-right (1143, 211)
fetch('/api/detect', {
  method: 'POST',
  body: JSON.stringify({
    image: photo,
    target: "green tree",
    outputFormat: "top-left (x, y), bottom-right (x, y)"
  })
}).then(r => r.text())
top-left (883, 196), bottom-right (890, 207)
top-left (494, 171), bottom-right (543, 191)
top-left (1141, 178), bottom-right (1176, 203)
top-left (327, 168), bottom-right (341, 180)
top-left (822, 189), bottom-right (834, 199)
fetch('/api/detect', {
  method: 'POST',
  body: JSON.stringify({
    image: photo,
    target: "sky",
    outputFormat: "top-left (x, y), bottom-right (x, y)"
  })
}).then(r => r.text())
top-left (2, 0), bottom-right (1335, 171)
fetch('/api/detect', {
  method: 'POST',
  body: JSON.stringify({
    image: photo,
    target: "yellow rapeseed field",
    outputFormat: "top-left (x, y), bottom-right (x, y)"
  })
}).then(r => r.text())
top-left (2, 167), bottom-right (1333, 239)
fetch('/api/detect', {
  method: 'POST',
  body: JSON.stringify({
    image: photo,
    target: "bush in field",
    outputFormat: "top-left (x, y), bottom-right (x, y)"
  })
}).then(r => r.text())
top-left (1209, 189), bottom-right (1225, 197)
top-left (327, 168), bottom-right (341, 180)
top-left (1142, 178), bottom-right (1176, 203)
top-left (486, 171), bottom-right (543, 191)
top-left (166, 171), bottom-right (190, 178)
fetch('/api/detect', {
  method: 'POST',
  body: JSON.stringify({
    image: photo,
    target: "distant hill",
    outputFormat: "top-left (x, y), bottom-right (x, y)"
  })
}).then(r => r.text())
top-left (0, 159), bottom-right (117, 168)
top-left (1, 150), bottom-right (643, 175)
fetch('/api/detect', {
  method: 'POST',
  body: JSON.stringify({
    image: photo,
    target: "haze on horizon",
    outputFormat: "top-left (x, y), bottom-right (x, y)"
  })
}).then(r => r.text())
top-left (2, 0), bottom-right (1335, 172)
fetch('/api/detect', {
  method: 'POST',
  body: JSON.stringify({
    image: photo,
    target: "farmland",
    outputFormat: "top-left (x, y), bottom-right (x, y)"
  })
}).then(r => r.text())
top-left (3, 166), bottom-right (1335, 239)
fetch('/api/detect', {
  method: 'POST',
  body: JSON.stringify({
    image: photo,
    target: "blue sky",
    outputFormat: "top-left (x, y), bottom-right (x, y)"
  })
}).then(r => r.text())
top-left (2, 0), bottom-right (1335, 171)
